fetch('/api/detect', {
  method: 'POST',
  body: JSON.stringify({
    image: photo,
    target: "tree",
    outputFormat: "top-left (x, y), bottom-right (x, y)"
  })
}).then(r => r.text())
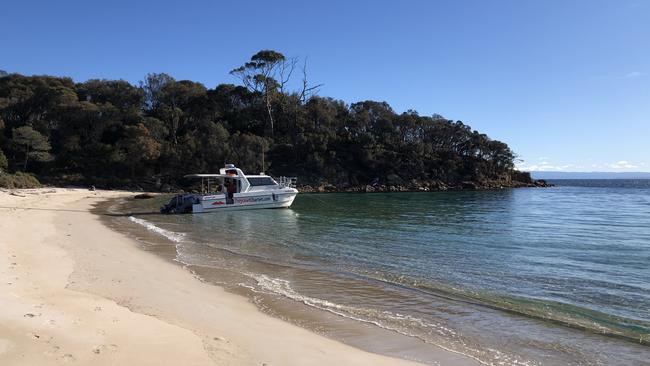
top-left (0, 149), bottom-right (7, 172)
top-left (297, 58), bottom-right (323, 104)
top-left (10, 126), bottom-right (52, 171)
top-left (77, 79), bottom-right (144, 111)
top-left (0, 117), bottom-right (6, 171)
top-left (228, 132), bottom-right (270, 173)
top-left (141, 73), bottom-right (174, 111)
top-left (230, 50), bottom-right (292, 135)
top-left (118, 123), bottom-right (161, 177)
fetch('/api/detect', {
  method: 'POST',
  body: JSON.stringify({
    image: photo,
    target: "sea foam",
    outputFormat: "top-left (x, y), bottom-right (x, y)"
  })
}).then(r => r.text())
top-left (246, 273), bottom-right (500, 365)
top-left (128, 216), bottom-right (185, 243)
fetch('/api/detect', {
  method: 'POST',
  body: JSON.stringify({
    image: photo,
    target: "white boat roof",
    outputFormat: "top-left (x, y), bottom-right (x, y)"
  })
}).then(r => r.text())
top-left (184, 174), bottom-right (235, 179)
top-left (183, 174), bottom-right (271, 179)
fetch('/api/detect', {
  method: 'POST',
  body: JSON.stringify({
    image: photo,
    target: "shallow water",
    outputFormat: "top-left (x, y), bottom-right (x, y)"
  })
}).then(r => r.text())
top-left (109, 180), bottom-right (650, 365)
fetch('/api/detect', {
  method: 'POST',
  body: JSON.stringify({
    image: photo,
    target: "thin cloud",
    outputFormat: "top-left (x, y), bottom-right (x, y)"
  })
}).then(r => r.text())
top-left (608, 160), bottom-right (638, 169)
top-left (517, 160), bottom-right (648, 172)
top-left (624, 71), bottom-right (646, 78)
top-left (628, 1), bottom-right (645, 9)
top-left (516, 161), bottom-right (573, 171)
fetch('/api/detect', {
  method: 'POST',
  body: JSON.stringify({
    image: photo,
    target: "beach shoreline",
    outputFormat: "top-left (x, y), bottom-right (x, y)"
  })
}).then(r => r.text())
top-left (0, 188), bottom-right (477, 365)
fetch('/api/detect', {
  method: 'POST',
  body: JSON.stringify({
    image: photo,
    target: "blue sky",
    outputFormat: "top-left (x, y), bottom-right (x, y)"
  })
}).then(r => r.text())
top-left (2, 0), bottom-right (648, 172)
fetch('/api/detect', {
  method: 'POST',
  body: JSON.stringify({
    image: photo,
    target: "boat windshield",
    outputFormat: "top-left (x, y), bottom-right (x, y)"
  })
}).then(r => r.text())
top-left (247, 177), bottom-right (276, 186)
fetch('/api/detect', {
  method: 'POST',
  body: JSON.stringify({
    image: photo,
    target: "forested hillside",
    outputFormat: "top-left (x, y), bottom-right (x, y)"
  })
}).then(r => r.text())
top-left (0, 50), bottom-right (531, 190)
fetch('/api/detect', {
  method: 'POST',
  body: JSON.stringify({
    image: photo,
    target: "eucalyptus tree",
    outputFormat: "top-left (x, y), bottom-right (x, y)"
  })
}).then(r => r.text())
top-left (230, 50), bottom-right (295, 135)
top-left (10, 125), bottom-right (52, 170)
top-left (0, 118), bottom-right (7, 172)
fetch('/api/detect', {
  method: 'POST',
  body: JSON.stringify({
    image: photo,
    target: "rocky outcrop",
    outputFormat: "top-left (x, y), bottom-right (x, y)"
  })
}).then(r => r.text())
top-left (112, 171), bottom-right (552, 194)
top-left (297, 176), bottom-right (552, 193)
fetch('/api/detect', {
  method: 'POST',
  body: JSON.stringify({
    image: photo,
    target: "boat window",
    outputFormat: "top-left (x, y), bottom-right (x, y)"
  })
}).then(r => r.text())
top-left (247, 177), bottom-right (277, 186)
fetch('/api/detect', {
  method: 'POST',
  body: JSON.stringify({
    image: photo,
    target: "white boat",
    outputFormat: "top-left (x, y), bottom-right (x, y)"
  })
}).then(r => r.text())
top-left (160, 164), bottom-right (298, 214)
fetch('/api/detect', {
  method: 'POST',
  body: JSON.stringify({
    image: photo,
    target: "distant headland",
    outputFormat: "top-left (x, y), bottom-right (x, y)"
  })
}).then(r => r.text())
top-left (531, 171), bottom-right (650, 180)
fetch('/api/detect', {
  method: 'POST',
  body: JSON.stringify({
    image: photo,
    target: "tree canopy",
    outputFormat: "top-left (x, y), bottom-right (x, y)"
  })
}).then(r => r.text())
top-left (0, 50), bottom-right (521, 189)
top-left (10, 125), bottom-right (52, 170)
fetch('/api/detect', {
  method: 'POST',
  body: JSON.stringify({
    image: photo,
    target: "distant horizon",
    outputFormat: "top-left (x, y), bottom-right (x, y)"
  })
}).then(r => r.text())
top-left (530, 171), bottom-right (650, 180)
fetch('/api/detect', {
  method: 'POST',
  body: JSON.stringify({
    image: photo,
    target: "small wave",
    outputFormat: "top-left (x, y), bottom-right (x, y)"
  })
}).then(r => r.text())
top-left (128, 216), bottom-right (185, 243)
top-left (245, 273), bottom-right (538, 366)
top-left (248, 273), bottom-right (448, 332)
top-left (356, 270), bottom-right (650, 345)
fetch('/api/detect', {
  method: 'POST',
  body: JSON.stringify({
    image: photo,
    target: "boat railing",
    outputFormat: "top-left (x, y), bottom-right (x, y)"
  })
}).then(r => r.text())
top-left (276, 176), bottom-right (297, 188)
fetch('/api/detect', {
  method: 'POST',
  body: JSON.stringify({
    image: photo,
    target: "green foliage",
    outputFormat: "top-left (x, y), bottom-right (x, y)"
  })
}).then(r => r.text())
top-left (0, 50), bottom-right (518, 188)
top-left (10, 126), bottom-right (53, 170)
top-left (118, 123), bottom-right (161, 177)
top-left (0, 171), bottom-right (41, 188)
top-left (0, 149), bottom-right (7, 172)
top-left (230, 50), bottom-right (294, 135)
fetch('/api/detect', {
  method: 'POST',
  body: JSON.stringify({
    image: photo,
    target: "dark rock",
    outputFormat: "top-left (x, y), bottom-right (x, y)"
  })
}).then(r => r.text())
top-left (534, 179), bottom-right (552, 187)
top-left (296, 176), bottom-right (551, 194)
top-left (511, 170), bottom-right (534, 184)
top-left (298, 185), bottom-right (314, 193)
top-left (461, 181), bottom-right (479, 190)
top-left (134, 193), bottom-right (155, 199)
top-left (317, 183), bottom-right (336, 192)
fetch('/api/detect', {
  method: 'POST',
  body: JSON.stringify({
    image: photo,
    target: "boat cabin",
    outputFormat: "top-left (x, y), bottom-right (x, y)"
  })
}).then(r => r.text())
top-left (186, 165), bottom-right (280, 192)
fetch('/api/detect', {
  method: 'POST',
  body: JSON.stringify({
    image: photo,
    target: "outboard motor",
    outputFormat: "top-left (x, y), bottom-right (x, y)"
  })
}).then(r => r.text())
top-left (160, 194), bottom-right (198, 214)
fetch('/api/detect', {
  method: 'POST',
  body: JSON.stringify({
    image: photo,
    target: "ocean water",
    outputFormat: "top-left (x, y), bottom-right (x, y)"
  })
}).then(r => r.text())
top-left (108, 180), bottom-right (650, 365)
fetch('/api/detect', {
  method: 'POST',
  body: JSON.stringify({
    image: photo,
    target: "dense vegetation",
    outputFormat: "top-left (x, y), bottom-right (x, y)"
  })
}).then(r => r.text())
top-left (0, 50), bottom-right (525, 190)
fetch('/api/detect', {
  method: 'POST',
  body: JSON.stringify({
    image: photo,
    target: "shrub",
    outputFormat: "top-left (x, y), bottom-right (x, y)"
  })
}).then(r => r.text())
top-left (0, 149), bottom-right (7, 172)
top-left (0, 171), bottom-right (41, 189)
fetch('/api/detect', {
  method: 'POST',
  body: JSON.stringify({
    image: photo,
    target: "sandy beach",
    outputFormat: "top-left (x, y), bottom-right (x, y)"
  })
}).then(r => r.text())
top-left (0, 188), bottom-right (476, 365)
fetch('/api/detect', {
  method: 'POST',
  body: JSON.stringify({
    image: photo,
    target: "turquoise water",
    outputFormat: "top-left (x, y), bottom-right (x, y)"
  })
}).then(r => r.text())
top-left (116, 181), bottom-right (650, 365)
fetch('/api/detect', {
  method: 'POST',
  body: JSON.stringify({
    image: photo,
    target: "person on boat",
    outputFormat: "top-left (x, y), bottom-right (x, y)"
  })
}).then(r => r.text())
top-left (225, 179), bottom-right (236, 203)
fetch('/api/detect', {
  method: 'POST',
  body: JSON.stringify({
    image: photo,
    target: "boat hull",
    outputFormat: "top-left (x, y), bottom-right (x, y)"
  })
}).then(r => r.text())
top-left (187, 190), bottom-right (297, 213)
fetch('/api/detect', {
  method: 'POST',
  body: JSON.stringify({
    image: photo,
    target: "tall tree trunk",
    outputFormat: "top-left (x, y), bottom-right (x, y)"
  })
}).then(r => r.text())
top-left (23, 146), bottom-right (29, 171)
top-left (265, 92), bottom-right (274, 136)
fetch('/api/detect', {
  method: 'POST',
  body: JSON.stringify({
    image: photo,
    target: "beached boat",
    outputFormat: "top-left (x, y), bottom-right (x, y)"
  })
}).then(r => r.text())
top-left (160, 164), bottom-right (298, 214)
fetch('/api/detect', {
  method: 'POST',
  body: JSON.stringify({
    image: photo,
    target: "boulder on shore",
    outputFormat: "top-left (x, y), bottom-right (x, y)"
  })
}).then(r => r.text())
top-left (134, 193), bottom-right (155, 199)
top-left (461, 181), bottom-right (479, 190)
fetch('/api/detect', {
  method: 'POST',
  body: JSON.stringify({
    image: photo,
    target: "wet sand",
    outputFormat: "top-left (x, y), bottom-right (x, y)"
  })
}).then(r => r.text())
top-left (0, 188), bottom-right (477, 365)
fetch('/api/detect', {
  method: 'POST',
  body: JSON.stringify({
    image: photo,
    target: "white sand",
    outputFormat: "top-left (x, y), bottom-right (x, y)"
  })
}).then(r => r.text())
top-left (0, 188), bottom-right (477, 365)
